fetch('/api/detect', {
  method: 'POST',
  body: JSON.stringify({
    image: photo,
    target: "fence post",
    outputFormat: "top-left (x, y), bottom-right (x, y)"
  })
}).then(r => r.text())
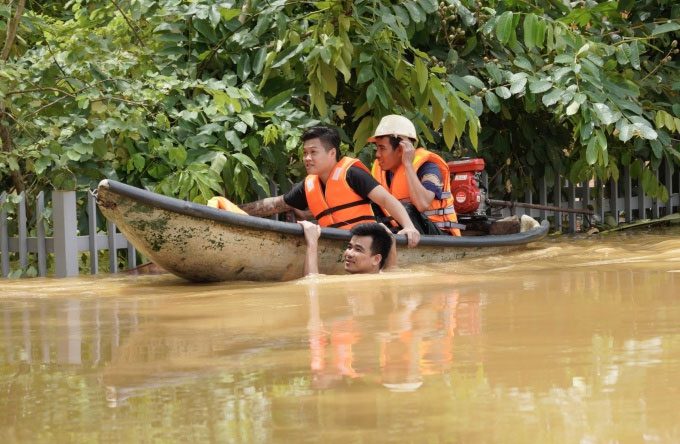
top-left (595, 178), bottom-right (604, 224)
top-left (107, 220), bottom-right (118, 274)
top-left (623, 166), bottom-right (632, 223)
top-left (609, 177), bottom-right (619, 225)
top-left (18, 192), bottom-right (27, 268)
top-left (554, 175), bottom-right (562, 232)
top-left (637, 176), bottom-right (646, 220)
top-left (664, 160), bottom-right (673, 216)
top-left (567, 181), bottom-right (576, 233)
top-left (539, 177), bottom-right (547, 221)
top-left (652, 170), bottom-right (660, 218)
top-left (36, 192), bottom-right (47, 277)
top-left (87, 192), bottom-right (99, 275)
top-left (127, 244), bottom-right (136, 270)
top-left (53, 190), bottom-right (79, 277)
top-left (582, 181), bottom-right (591, 221)
top-left (1, 192), bottom-right (8, 277)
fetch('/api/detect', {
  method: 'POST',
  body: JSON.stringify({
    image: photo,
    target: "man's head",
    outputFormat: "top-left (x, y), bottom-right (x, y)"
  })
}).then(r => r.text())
top-left (301, 126), bottom-right (341, 177)
top-left (343, 223), bottom-right (394, 274)
top-left (368, 115), bottom-right (417, 172)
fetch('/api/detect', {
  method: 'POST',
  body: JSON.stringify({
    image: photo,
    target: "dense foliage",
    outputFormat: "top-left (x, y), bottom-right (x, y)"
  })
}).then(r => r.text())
top-left (1, 0), bottom-right (678, 203)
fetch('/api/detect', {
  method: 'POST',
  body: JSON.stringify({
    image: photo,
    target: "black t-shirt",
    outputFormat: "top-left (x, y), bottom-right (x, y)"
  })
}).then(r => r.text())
top-left (283, 165), bottom-right (380, 210)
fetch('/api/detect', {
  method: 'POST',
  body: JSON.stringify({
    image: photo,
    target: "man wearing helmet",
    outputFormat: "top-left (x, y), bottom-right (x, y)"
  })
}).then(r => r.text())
top-left (369, 115), bottom-right (463, 236)
top-left (239, 125), bottom-right (421, 247)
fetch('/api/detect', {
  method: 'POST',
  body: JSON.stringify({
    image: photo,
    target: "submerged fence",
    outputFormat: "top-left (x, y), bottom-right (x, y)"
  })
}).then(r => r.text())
top-left (1, 190), bottom-right (136, 278)
top-left (489, 160), bottom-right (680, 232)
top-left (1, 161), bottom-right (679, 278)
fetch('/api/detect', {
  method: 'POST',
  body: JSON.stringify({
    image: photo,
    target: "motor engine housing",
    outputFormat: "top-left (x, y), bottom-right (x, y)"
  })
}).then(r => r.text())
top-left (448, 158), bottom-right (486, 216)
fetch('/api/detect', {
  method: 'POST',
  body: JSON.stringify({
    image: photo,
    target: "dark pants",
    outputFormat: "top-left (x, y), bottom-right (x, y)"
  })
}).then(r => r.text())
top-left (373, 203), bottom-right (444, 235)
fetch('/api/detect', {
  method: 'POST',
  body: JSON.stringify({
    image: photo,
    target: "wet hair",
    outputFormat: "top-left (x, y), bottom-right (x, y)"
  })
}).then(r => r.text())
top-left (349, 223), bottom-right (394, 270)
top-left (302, 126), bottom-right (341, 161)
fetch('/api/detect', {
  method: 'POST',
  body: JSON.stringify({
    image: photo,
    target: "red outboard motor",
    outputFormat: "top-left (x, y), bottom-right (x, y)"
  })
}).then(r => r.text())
top-left (447, 158), bottom-right (486, 217)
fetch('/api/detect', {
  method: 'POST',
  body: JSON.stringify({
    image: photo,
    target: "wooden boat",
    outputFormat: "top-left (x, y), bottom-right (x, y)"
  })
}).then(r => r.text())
top-left (96, 179), bottom-right (549, 282)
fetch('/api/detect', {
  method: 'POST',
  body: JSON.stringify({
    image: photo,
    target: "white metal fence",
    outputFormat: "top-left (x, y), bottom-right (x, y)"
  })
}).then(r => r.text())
top-left (490, 161), bottom-right (680, 232)
top-left (1, 162), bottom-right (679, 278)
top-left (1, 190), bottom-right (135, 278)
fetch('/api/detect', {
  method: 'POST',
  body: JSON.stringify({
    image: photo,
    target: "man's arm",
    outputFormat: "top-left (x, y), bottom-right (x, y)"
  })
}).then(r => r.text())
top-left (400, 140), bottom-right (435, 212)
top-left (380, 224), bottom-right (398, 270)
top-left (239, 195), bottom-right (292, 216)
top-left (298, 220), bottom-right (321, 275)
top-left (368, 186), bottom-right (421, 247)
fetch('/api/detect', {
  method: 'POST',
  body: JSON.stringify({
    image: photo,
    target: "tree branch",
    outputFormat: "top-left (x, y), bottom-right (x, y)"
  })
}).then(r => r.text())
top-left (109, 0), bottom-right (145, 47)
top-left (2, 0), bottom-right (26, 61)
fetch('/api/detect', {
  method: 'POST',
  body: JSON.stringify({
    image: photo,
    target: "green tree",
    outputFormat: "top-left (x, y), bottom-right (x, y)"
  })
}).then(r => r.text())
top-left (1, 0), bottom-right (678, 203)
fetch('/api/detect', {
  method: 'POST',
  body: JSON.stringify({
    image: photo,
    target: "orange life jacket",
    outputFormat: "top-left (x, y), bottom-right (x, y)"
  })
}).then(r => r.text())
top-left (305, 157), bottom-right (377, 229)
top-left (371, 148), bottom-right (461, 236)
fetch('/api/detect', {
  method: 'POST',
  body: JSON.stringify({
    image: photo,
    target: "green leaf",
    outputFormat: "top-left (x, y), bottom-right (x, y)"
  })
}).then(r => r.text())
top-left (592, 103), bottom-right (619, 125)
top-left (252, 48), bottom-right (267, 75)
top-left (415, 57), bottom-right (428, 93)
top-left (239, 112), bottom-right (255, 127)
top-left (523, 13), bottom-right (537, 48)
top-left (419, 0), bottom-right (438, 14)
top-left (586, 137), bottom-right (598, 165)
top-left (485, 90), bottom-right (501, 113)
top-left (664, 111), bottom-right (676, 132)
top-left (272, 44), bottom-right (305, 69)
top-left (443, 115), bottom-right (456, 148)
top-left (615, 45), bottom-right (629, 65)
top-left (237, 54), bottom-right (251, 81)
top-left (403, 1), bottom-right (424, 23)
top-left (485, 63), bottom-right (504, 85)
top-left (210, 153), bottom-right (227, 173)
top-left (636, 123), bottom-right (658, 140)
top-left (496, 86), bottom-right (511, 99)
top-left (469, 118), bottom-right (479, 149)
top-left (495, 11), bottom-right (514, 45)
top-left (566, 100), bottom-right (580, 116)
top-left (169, 146), bottom-right (187, 166)
top-left (619, 124), bottom-right (634, 142)
top-left (650, 139), bottom-right (663, 158)
top-left (576, 43), bottom-right (590, 57)
top-left (263, 89), bottom-right (293, 111)
top-left (219, 8), bottom-right (241, 21)
top-left (542, 88), bottom-right (563, 106)
top-left (629, 41), bottom-right (640, 70)
top-left (366, 83), bottom-right (378, 106)
top-left (596, 129), bottom-right (607, 153)
top-left (554, 54), bottom-right (573, 65)
top-left (529, 80), bottom-right (552, 94)
top-left (651, 22), bottom-right (680, 35)
top-left (513, 56), bottom-right (532, 71)
top-left (357, 64), bottom-right (374, 84)
top-left (462, 75), bottom-right (485, 90)
top-left (509, 75), bottom-right (527, 95)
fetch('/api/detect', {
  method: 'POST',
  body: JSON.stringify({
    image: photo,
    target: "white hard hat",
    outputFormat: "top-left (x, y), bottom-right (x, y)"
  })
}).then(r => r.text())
top-left (367, 115), bottom-right (417, 143)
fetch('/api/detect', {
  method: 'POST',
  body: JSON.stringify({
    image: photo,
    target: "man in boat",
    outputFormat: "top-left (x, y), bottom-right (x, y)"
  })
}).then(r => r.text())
top-left (239, 126), bottom-right (421, 247)
top-left (368, 115), bottom-right (464, 236)
top-left (299, 220), bottom-right (396, 275)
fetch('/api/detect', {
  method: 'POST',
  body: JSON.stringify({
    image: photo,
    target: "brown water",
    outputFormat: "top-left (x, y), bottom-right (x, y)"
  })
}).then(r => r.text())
top-left (2, 230), bottom-right (680, 443)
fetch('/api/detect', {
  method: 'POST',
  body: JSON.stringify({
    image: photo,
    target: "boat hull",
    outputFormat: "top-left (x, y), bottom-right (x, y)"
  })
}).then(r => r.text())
top-left (96, 180), bottom-right (549, 282)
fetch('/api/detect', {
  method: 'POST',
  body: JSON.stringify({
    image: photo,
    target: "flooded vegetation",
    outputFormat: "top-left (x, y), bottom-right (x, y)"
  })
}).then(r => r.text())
top-left (2, 230), bottom-right (680, 443)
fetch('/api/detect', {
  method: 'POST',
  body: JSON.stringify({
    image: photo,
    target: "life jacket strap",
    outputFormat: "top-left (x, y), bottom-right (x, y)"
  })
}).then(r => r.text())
top-left (423, 207), bottom-right (457, 216)
top-left (314, 198), bottom-right (371, 220)
top-left (435, 221), bottom-right (467, 230)
top-left (329, 215), bottom-right (377, 228)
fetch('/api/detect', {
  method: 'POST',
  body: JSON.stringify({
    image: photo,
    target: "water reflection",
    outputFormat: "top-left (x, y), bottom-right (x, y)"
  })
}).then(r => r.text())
top-left (1, 231), bottom-right (680, 442)
top-left (306, 284), bottom-right (480, 392)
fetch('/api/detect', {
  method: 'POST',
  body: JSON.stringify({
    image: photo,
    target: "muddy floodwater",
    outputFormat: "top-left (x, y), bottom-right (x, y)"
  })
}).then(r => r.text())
top-left (2, 230), bottom-right (680, 443)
